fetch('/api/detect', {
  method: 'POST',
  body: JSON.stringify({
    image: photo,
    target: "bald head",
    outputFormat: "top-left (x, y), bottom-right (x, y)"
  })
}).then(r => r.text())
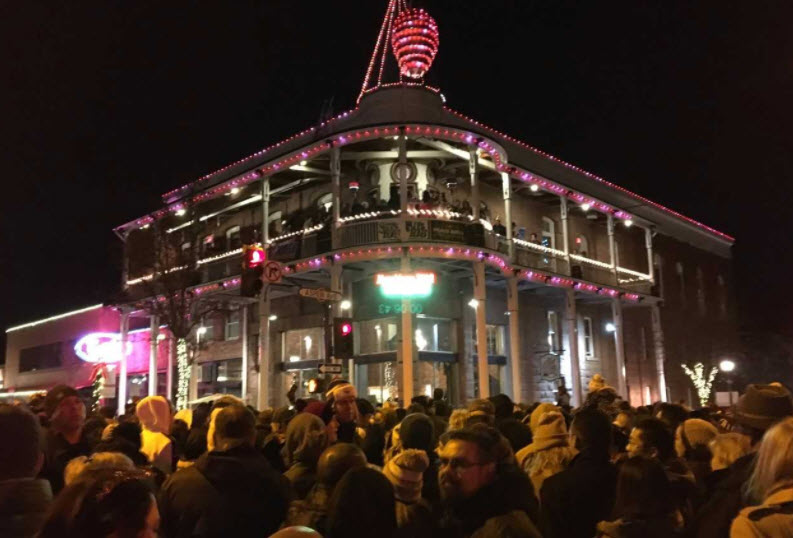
top-left (269, 527), bottom-right (323, 538)
top-left (317, 443), bottom-right (367, 487)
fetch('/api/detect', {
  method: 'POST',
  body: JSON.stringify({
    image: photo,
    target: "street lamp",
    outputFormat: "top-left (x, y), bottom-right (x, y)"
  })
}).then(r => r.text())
top-left (340, 299), bottom-right (352, 311)
top-left (719, 359), bottom-right (737, 405)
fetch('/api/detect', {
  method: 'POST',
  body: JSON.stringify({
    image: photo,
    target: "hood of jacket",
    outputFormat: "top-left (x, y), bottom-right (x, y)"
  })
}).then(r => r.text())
top-left (196, 445), bottom-right (282, 496)
top-left (284, 413), bottom-right (326, 468)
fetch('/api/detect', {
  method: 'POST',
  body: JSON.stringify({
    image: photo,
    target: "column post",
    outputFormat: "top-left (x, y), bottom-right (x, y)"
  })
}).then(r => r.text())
top-left (399, 130), bottom-right (409, 242)
top-left (468, 146), bottom-right (480, 221)
top-left (166, 334), bottom-right (174, 401)
top-left (148, 315), bottom-right (159, 396)
top-left (607, 214), bottom-right (619, 284)
top-left (331, 146), bottom-right (341, 249)
top-left (117, 309), bottom-right (130, 416)
top-left (645, 227), bottom-right (655, 284)
top-left (564, 289), bottom-right (583, 406)
top-left (651, 303), bottom-right (668, 402)
top-left (330, 263), bottom-right (343, 371)
top-left (507, 277), bottom-right (522, 402)
top-left (258, 176), bottom-right (271, 409)
top-left (612, 297), bottom-right (628, 398)
top-left (560, 197), bottom-right (571, 267)
top-left (501, 171), bottom-right (514, 261)
top-left (241, 304), bottom-right (249, 402)
top-left (400, 253), bottom-right (414, 406)
top-left (474, 261), bottom-right (489, 398)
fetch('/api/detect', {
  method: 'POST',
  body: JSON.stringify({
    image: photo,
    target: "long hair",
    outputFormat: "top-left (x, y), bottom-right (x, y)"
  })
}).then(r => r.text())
top-left (613, 456), bottom-right (673, 519)
top-left (747, 417), bottom-right (793, 503)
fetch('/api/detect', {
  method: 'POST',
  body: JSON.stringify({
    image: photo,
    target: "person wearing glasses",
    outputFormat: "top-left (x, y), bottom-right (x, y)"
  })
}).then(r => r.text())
top-left (435, 424), bottom-right (541, 537)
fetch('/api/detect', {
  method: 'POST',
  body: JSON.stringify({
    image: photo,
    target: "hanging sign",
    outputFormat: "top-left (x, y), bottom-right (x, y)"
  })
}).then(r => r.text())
top-left (375, 271), bottom-right (436, 298)
top-left (74, 332), bottom-right (132, 364)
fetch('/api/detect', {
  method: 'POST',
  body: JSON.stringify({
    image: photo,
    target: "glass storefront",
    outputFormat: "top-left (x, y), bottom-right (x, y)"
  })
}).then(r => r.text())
top-left (197, 358), bottom-right (242, 398)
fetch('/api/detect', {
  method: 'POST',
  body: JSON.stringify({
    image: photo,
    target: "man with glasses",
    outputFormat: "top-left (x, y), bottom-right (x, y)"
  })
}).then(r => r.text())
top-left (436, 425), bottom-right (540, 537)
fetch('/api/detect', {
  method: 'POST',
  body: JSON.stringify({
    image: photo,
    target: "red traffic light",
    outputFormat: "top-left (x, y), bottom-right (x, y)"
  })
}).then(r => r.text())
top-left (340, 322), bottom-right (352, 336)
top-left (243, 245), bottom-right (266, 268)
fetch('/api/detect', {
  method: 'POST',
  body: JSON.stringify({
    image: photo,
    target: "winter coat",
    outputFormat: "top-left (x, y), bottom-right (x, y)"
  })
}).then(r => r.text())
top-left (40, 428), bottom-right (90, 494)
top-left (439, 464), bottom-right (541, 538)
top-left (395, 498), bottom-right (434, 538)
top-left (284, 462), bottom-right (316, 500)
top-left (540, 451), bottom-right (617, 538)
top-left (158, 445), bottom-right (291, 538)
top-left (730, 484), bottom-right (793, 538)
top-left (596, 516), bottom-right (683, 538)
top-left (0, 478), bottom-right (52, 538)
top-left (691, 453), bottom-right (755, 538)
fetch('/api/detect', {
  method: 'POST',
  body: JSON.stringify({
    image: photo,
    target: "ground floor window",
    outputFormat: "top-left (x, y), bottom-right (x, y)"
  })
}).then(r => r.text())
top-left (283, 327), bottom-right (325, 362)
top-left (358, 318), bottom-right (399, 354)
top-left (414, 317), bottom-right (453, 352)
top-left (197, 358), bottom-right (242, 398)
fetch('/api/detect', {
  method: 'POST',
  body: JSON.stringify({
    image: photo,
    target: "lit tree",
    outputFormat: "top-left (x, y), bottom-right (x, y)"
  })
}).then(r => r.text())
top-left (682, 362), bottom-right (718, 407)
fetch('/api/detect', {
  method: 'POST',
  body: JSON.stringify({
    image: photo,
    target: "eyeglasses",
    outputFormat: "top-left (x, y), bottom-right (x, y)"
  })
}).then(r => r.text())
top-left (438, 457), bottom-right (488, 472)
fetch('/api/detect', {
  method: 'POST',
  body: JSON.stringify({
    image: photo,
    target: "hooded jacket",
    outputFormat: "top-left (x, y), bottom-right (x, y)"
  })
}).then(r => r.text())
top-left (283, 413), bottom-right (327, 499)
top-left (439, 464), bottom-right (541, 538)
top-left (691, 453), bottom-right (755, 538)
top-left (136, 396), bottom-right (173, 475)
top-left (0, 478), bottom-right (52, 538)
top-left (159, 445), bottom-right (291, 538)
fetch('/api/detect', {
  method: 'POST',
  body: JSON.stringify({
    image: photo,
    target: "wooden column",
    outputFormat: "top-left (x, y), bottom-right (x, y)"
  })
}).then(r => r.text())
top-left (612, 298), bottom-right (628, 398)
top-left (400, 253), bottom-right (413, 406)
top-left (148, 315), bottom-right (159, 396)
top-left (474, 262), bottom-right (489, 398)
top-left (507, 277), bottom-right (522, 402)
top-left (117, 309), bottom-right (130, 416)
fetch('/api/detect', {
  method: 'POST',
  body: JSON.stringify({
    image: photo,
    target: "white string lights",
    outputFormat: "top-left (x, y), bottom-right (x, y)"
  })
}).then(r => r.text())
top-left (682, 363), bottom-right (718, 407)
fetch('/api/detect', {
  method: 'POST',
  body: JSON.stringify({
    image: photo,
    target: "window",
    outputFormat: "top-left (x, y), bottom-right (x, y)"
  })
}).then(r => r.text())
top-left (575, 235), bottom-right (589, 257)
top-left (415, 317), bottom-right (453, 352)
top-left (283, 327), bottom-right (325, 362)
top-left (541, 217), bottom-right (556, 250)
top-left (226, 226), bottom-right (241, 251)
top-left (583, 317), bottom-right (594, 358)
top-left (359, 319), bottom-right (399, 353)
top-left (696, 268), bottom-right (706, 315)
top-left (181, 242), bottom-right (191, 258)
top-left (486, 325), bottom-right (505, 356)
top-left (653, 254), bottom-right (664, 299)
top-left (199, 317), bottom-right (215, 342)
top-left (676, 262), bottom-right (686, 307)
top-left (225, 309), bottom-right (240, 340)
top-left (547, 311), bottom-right (560, 353)
top-left (19, 342), bottom-right (64, 372)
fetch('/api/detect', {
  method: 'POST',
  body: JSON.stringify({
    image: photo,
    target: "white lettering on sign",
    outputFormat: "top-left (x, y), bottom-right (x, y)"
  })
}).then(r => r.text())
top-left (375, 271), bottom-right (436, 298)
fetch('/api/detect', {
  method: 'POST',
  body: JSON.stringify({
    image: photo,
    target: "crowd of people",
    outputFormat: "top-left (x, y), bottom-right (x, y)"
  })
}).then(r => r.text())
top-left (3, 376), bottom-right (793, 537)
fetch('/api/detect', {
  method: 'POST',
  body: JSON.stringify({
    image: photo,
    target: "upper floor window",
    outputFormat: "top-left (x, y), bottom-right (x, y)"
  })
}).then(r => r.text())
top-left (696, 268), bottom-right (706, 315)
top-left (547, 311), bottom-right (560, 353)
top-left (676, 262), bottom-right (686, 308)
top-left (542, 217), bottom-right (556, 250)
top-left (717, 275), bottom-right (728, 319)
top-left (225, 309), bottom-right (240, 340)
top-left (575, 235), bottom-right (589, 257)
top-left (226, 226), bottom-right (241, 251)
top-left (486, 325), bottom-right (505, 356)
top-left (583, 317), bottom-right (595, 358)
top-left (202, 235), bottom-right (215, 255)
top-left (19, 342), bottom-right (64, 372)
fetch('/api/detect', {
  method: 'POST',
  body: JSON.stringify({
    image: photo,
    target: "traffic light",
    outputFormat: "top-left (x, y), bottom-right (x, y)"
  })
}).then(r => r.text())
top-left (240, 244), bottom-right (265, 297)
top-left (333, 317), bottom-right (354, 359)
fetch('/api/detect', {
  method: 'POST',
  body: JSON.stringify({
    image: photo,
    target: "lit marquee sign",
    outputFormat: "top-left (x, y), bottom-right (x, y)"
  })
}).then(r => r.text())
top-left (74, 332), bottom-right (132, 364)
top-left (375, 271), bottom-right (436, 298)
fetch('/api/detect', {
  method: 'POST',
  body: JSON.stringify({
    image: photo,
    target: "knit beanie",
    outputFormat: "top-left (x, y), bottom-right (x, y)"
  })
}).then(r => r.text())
top-left (326, 380), bottom-right (357, 401)
top-left (528, 403), bottom-right (559, 434)
top-left (399, 413), bottom-right (435, 452)
top-left (383, 449), bottom-right (429, 503)
top-left (136, 396), bottom-right (172, 434)
top-left (679, 418), bottom-right (718, 448)
top-left (44, 385), bottom-right (80, 418)
top-left (588, 374), bottom-right (606, 393)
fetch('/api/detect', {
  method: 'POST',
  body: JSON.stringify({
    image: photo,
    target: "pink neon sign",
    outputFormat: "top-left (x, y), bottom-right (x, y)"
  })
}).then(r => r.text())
top-left (74, 332), bottom-right (132, 364)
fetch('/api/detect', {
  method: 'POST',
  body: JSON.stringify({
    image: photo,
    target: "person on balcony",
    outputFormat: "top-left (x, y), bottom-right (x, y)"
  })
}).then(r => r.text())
top-left (493, 217), bottom-right (507, 236)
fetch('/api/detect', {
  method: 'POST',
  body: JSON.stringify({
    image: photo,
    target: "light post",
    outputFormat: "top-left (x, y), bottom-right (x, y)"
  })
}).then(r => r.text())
top-left (719, 359), bottom-right (736, 406)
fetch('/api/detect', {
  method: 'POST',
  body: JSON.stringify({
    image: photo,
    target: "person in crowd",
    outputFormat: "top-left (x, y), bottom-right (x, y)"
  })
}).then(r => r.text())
top-left (556, 385), bottom-right (571, 409)
top-left (357, 398), bottom-right (375, 427)
top-left (540, 407), bottom-right (617, 538)
top-left (269, 527), bottom-right (323, 538)
top-left (490, 394), bottom-right (533, 454)
top-left (38, 468), bottom-right (159, 538)
top-left (0, 404), bottom-right (53, 538)
top-left (93, 420), bottom-right (149, 466)
top-left (326, 467), bottom-right (398, 538)
top-left (675, 418), bottom-right (719, 486)
top-left (82, 415), bottom-right (110, 450)
top-left (656, 403), bottom-right (690, 434)
top-left (283, 413), bottom-right (329, 500)
top-left (394, 412), bottom-right (441, 507)
top-left (707, 433), bottom-right (751, 498)
top-left (182, 401), bottom-right (211, 467)
top-left (437, 425), bottom-right (541, 537)
top-left (692, 383), bottom-right (793, 538)
top-left (158, 403), bottom-right (291, 538)
top-left (448, 409), bottom-right (468, 431)
top-left (136, 395), bottom-right (173, 475)
top-left (596, 456), bottom-right (683, 537)
top-left (465, 398), bottom-right (496, 427)
top-left (492, 217), bottom-right (507, 236)
top-left (384, 449), bottom-right (433, 537)
top-left (40, 384), bottom-right (90, 493)
top-left (322, 380), bottom-right (361, 444)
top-left (63, 452), bottom-right (135, 486)
top-left (171, 408), bottom-right (192, 462)
top-left (626, 417), bottom-right (696, 523)
top-left (731, 416), bottom-right (793, 536)
top-left (287, 443), bottom-right (368, 533)
top-left (517, 410), bottom-right (575, 495)
top-left (260, 406), bottom-right (295, 472)
top-left (362, 403), bottom-right (388, 466)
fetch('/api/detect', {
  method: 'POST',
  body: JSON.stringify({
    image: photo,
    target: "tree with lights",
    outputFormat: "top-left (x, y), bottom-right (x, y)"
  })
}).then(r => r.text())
top-left (682, 362), bottom-right (718, 407)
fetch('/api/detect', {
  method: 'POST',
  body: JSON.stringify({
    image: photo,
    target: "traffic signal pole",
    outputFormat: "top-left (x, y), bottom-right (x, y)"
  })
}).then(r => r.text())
top-left (257, 176), bottom-right (271, 410)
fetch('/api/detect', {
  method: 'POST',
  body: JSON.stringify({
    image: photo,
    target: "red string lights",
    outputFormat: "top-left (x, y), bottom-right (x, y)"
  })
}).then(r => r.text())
top-left (391, 8), bottom-right (439, 80)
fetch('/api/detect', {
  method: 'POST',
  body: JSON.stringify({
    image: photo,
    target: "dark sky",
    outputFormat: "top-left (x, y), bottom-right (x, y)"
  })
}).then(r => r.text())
top-left (2, 1), bottom-right (793, 361)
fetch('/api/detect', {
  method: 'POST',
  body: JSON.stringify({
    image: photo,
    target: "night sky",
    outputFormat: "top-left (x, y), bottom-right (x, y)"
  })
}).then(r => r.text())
top-left (2, 1), bottom-right (793, 362)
